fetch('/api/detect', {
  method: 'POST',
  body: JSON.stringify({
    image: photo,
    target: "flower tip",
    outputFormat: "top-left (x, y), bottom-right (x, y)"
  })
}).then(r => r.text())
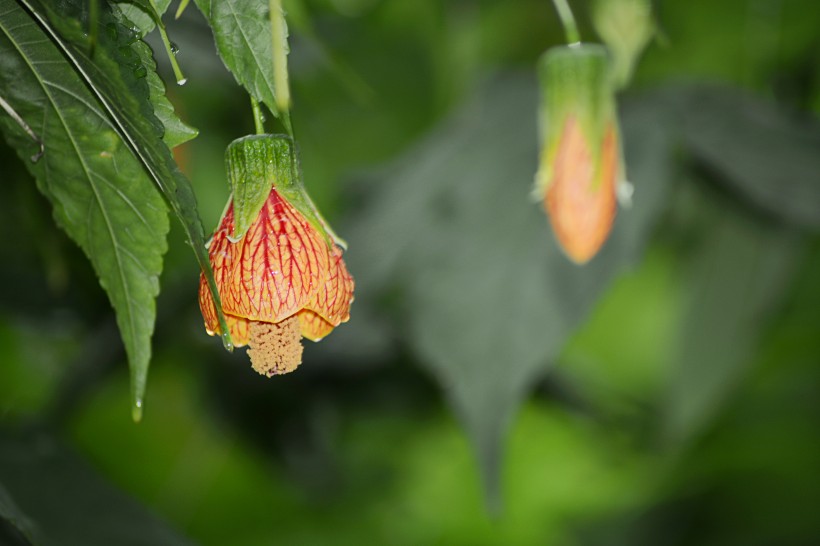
top-left (543, 118), bottom-right (618, 265)
top-left (547, 190), bottom-right (616, 265)
top-left (562, 241), bottom-right (600, 265)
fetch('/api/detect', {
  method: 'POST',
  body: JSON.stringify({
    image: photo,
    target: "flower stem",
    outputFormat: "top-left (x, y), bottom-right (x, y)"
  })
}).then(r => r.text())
top-left (551, 0), bottom-right (581, 45)
top-left (251, 96), bottom-right (265, 135)
top-left (270, 0), bottom-right (291, 115)
top-left (150, 0), bottom-right (186, 85)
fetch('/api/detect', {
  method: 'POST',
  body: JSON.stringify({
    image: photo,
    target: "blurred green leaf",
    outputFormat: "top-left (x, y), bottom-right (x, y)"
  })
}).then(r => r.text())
top-left (0, 316), bottom-right (82, 422)
top-left (68, 358), bottom-right (650, 546)
top-left (560, 246), bottom-right (682, 414)
top-left (346, 74), bottom-right (675, 505)
top-left (572, 242), bottom-right (820, 545)
top-left (0, 428), bottom-right (196, 546)
top-left (677, 85), bottom-right (820, 231)
top-left (0, 1), bottom-right (169, 421)
top-left (637, 0), bottom-right (820, 92)
top-left (194, 0), bottom-right (288, 118)
top-left (663, 193), bottom-right (801, 446)
top-left (592, 0), bottom-right (655, 88)
top-left (0, 482), bottom-right (39, 545)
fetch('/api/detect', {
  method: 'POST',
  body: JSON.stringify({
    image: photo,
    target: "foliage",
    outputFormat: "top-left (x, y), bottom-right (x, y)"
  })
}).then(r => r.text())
top-left (0, 0), bottom-right (171, 420)
top-left (0, 429), bottom-right (194, 546)
top-left (193, 0), bottom-right (290, 118)
top-left (1, 0), bottom-right (819, 544)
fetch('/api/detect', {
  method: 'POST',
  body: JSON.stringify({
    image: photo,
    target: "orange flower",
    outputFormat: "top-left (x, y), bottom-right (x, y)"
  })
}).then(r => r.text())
top-left (535, 44), bottom-right (624, 264)
top-left (199, 136), bottom-right (353, 376)
top-left (544, 116), bottom-right (618, 263)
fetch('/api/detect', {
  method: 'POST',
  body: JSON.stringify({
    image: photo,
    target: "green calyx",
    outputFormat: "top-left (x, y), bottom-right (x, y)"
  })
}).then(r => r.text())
top-left (536, 43), bottom-right (619, 193)
top-left (225, 134), bottom-right (345, 248)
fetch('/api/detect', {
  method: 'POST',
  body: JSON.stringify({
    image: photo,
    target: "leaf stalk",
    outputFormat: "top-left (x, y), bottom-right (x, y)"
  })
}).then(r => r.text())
top-left (551, 0), bottom-right (581, 45)
top-left (149, 0), bottom-right (186, 85)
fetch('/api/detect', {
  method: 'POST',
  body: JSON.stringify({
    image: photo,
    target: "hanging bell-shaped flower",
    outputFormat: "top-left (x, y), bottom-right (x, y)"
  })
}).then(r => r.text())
top-left (199, 135), bottom-right (354, 376)
top-left (535, 44), bottom-right (625, 264)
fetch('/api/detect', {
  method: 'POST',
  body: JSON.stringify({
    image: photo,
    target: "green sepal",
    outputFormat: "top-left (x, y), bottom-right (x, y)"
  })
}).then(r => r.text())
top-left (226, 135), bottom-right (283, 241)
top-left (225, 134), bottom-right (346, 248)
top-left (535, 44), bottom-right (619, 194)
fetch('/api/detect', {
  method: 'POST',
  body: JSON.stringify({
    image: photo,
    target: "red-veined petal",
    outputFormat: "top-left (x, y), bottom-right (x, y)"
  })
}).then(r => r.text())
top-left (304, 245), bottom-right (354, 327)
top-left (208, 189), bottom-right (329, 324)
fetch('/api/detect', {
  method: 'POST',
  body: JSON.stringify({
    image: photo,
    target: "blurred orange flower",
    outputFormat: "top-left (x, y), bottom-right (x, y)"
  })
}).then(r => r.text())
top-left (544, 115), bottom-right (618, 263)
top-left (535, 44), bottom-right (624, 264)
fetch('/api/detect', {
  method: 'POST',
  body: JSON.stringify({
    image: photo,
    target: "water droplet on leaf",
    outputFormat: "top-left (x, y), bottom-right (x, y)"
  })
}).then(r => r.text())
top-left (132, 398), bottom-right (143, 423)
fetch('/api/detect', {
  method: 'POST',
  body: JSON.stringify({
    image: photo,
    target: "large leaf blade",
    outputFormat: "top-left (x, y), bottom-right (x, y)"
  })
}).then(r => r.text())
top-left (0, 482), bottom-right (39, 545)
top-left (345, 74), bottom-right (675, 505)
top-left (0, 0), bottom-right (169, 421)
top-left (18, 0), bottom-right (233, 404)
top-left (1, 0), bottom-right (231, 417)
top-left (677, 85), bottom-right (820, 231)
top-left (663, 193), bottom-right (801, 446)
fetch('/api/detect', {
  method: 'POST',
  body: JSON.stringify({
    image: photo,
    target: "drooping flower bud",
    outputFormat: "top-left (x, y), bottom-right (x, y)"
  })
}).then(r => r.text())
top-left (199, 135), bottom-right (354, 376)
top-left (592, 0), bottom-right (654, 88)
top-left (535, 44), bottom-right (624, 264)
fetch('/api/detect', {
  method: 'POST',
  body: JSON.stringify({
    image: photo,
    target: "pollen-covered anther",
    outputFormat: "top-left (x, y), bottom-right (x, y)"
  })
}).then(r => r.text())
top-left (247, 315), bottom-right (304, 377)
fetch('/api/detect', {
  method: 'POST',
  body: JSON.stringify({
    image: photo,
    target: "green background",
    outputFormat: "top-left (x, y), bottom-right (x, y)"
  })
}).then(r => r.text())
top-left (1, 0), bottom-right (819, 544)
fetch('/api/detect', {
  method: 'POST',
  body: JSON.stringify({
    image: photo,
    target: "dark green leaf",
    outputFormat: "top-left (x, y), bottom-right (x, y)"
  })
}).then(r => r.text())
top-left (0, 482), bottom-right (40, 544)
top-left (2, 0), bottom-right (231, 416)
top-left (35, 0), bottom-right (232, 352)
top-left (135, 43), bottom-right (197, 148)
top-left (117, 0), bottom-right (174, 35)
top-left (193, 0), bottom-right (288, 116)
top-left (345, 74), bottom-right (675, 506)
top-left (110, 3), bottom-right (198, 147)
top-left (117, 0), bottom-right (163, 30)
top-left (0, 428), bottom-right (196, 546)
top-left (145, 63), bottom-right (198, 148)
top-left (662, 191), bottom-right (801, 446)
top-left (678, 85), bottom-right (820, 231)
top-left (0, 0), bottom-right (169, 422)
